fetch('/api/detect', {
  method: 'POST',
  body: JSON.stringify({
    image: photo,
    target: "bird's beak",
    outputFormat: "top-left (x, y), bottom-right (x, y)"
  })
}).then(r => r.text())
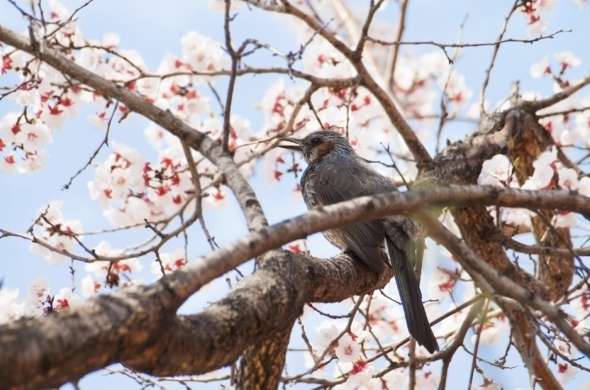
top-left (277, 137), bottom-right (302, 152)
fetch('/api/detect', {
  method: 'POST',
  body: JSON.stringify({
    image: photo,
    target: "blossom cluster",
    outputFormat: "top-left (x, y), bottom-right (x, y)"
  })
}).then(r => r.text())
top-left (479, 148), bottom-right (590, 228)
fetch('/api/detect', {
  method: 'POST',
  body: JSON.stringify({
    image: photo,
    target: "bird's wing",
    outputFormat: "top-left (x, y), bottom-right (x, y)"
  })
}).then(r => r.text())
top-left (304, 158), bottom-right (393, 273)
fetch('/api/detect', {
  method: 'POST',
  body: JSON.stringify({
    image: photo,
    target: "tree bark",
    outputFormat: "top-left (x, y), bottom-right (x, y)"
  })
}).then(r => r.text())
top-left (0, 9), bottom-right (587, 388)
top-left (238, 327), bottom-right (294, 390)
top-left (506, 110), bottom-right (574, 300)
top-left (424, 108), bottom-right (562, 388)
top-left (0, 251), bottom-right (393, 388)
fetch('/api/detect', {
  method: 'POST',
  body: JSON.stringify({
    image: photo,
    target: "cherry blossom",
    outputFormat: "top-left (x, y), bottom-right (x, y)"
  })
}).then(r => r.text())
top-left (334, 361), bottom-right (376, 390)
top-left (259, 79), bottom-right (306, 133)
top-left (0, 277), bottom-right (82, 323)
top-left (0, 288), bottom-right (24, 324)
top-left (145, 125), bottom-right (178, 150)
top-left (554, 211), bottom-right (577, 228)
top-left (578, 177), bottom-right (590, 197)
top-left (557, 166), bottom-right (578, 190)
top-left (151, 249), bottom-right (188, 275)
top-left (334, 332), bottom-right (362, 362)
top-left (430, 266), bottom-right (459, 296)
top-left (381, 367), bottom-right (440, 389)
top-left (502, 207), bottom-right (533, 230)
top-left (302, 39), bottom-right (354, 79)
top-left (530, 57), bottom-right (551, 78)
top-left (316, 320), bottom-right (344, 351)
top-left (181, 31), bottom-right (227, 74)
top-left (84, 241), bottom-right (142, 288)
top-left (521, 0), bottom-right (551, 34)
top-left (88, 143), bottom-right (145, 202)
top-left (53, 288), bottom-right (81, 312)
top-left (555, 51), bottom-right (582, 71)
top-left (88, 140), bottom-right (202, 226)
top-left (102, 32), bottom-right (120, 48)
top-left (556, 362), bottom-right (578, 383)
top-left (478, 154), bottom-right (514, 187)
top-left (29, 201), bottom-right (84, 264)
top-left (358, 293), bottom-right (404, 341)
top-left (442, 71), bottom-right (472, 108)
top-left (0, 113), bottom-right (52, 173)
top-left (80, 275), bottom-right (101, 298)
top-left (522, 147), bottom-right (558, 190)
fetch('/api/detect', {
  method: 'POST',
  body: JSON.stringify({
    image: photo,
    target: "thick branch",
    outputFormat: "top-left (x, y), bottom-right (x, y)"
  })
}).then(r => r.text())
top-left (428, 107), bottom-right (571, 387)
top-left (422, 215), bottom-right (590, 358)
top-left (162, 185), bottom-right (590, 306)
top-left (525, 71), bottom-right (590, 111)
top-left (1, 251), bottom-right (392, 388)
top-left (1, 185), bottom-right (589, 387)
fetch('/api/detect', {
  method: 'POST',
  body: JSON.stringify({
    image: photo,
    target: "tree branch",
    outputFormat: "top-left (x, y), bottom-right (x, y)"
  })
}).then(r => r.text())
top-left (385, 0), bottom-right (409, 90)
top-left (0, 23), bottom-right (268, 231)
top-left (244, 0), bottom-right (433, 169)
top-left (0, 250), bottom-right (392, 388)
top-left (1, 185), bottom-right (589, 387)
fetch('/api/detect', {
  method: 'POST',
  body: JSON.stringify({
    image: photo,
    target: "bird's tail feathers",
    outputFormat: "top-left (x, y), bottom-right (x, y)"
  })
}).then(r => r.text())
top-left (386, 238), bottom-right (439, 353)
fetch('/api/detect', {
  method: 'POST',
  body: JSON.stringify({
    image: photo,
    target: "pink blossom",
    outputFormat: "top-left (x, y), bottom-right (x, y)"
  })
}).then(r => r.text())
top-left (555, 51), bottom-right (582, 70)
top-left (316, 320), bottom-right (343, 350)
top-left (181, 31), bottom-right (226, 73)
top-left (29, 201), bottom-right (84, 264)
top-left (151, 249), bottom-right (188, 275)
top-left (335, 332), bottom-right (362, 362)
top-left (81, 275), bottom-right (101, 297)
top-left (556, 362), bottom-right (578, 383)
top-left (530, 57), bottom-right (550, 78)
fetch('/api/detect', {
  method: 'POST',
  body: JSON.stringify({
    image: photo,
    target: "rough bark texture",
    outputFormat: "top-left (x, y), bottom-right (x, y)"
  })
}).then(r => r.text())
top-left (424, 108), bottom-right (561, 389)
top-left (426, 110), bottom-right (547, 297)
top-left (0, 4), bottom-right (587, 388)
top-left (238, 327), bottom-right (294, 390)
top-left (0, 251), bottom-right (392, 389)
top-left (0, 283), bottom-right (178, 389)
top-left (506, 110), bottom-right (574, 301)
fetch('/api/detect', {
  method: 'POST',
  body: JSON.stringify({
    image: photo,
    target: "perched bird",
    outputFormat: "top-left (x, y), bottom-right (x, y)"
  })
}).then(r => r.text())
top-left (279, 130), bottom-right (438, 353)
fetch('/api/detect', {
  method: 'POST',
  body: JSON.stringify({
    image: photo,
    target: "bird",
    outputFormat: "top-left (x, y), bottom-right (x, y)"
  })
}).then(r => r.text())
top-left (279, 130), bottom-right (439, 353)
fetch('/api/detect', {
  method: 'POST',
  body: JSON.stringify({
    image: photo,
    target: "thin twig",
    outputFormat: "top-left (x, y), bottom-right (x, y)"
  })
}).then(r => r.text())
top-left (467, 299), bottom-right (489, 389)
top-left (386, 0), bottom-right (409, 90)
top-left (62, 101), bottom-right (118, 190)
top-left (479, 0), bottom-right (521, 116)
top-left (222, 0), bottom-right (238, 152)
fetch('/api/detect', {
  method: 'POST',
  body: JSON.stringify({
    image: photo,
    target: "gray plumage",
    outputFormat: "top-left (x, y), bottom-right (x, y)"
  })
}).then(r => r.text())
top-left (280, 130), bottom-right (438, 353)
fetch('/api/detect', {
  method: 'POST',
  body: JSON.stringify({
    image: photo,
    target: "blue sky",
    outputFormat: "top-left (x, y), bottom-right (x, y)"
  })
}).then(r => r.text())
top-left (1, 0), bottom-right (590, 389)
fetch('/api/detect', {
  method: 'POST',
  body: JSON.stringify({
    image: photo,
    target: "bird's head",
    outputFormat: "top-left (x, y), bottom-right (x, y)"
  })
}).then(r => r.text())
top-left (278, 130), bottom-right (354, 164)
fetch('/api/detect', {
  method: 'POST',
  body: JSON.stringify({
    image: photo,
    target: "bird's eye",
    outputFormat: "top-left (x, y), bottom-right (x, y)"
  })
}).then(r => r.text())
top-left (310, 137), bottom-right (321, 145)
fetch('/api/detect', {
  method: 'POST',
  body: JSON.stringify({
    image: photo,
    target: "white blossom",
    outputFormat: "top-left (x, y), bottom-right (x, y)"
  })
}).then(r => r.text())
top-left (531, 57), bottom-right (550, 78)
top-left (555, 51), bottom-right (582, 69)
top-left (478, 154), bottom-right (513, 187)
